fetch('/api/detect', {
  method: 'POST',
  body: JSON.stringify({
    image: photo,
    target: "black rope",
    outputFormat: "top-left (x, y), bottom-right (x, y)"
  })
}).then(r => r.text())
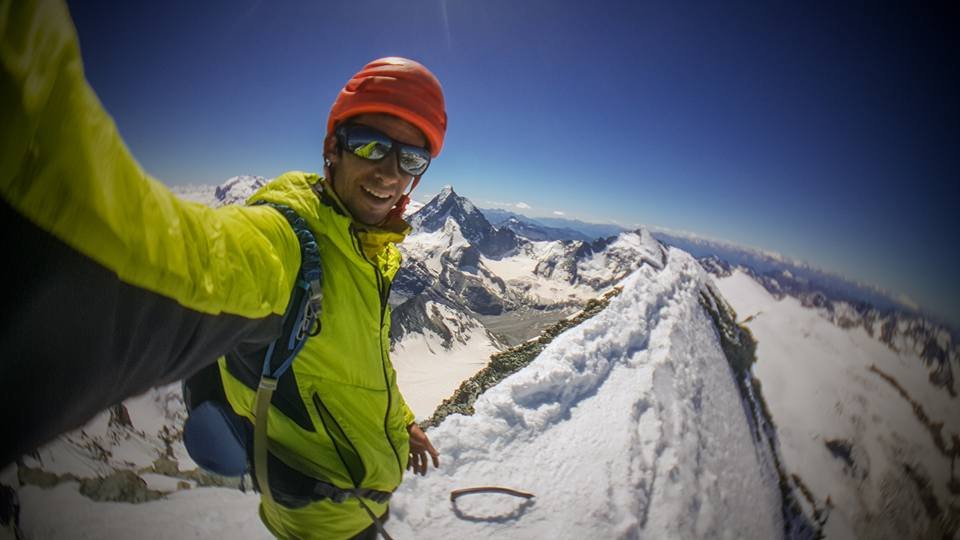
top-left (449, 486), bottom-right (535, 502)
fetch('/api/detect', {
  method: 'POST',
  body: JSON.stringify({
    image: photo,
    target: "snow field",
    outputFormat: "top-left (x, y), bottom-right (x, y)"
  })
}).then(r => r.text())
top-left (19, 483), bottom-right (270, 539)
top-left (716, 270), bottom-right (959, 539)
top-left (392, 301), bottom-right (501, 419)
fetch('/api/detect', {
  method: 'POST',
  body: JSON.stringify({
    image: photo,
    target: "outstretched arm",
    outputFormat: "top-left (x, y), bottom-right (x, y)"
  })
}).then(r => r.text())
top-left (0, 0), bottom-right (300, 465)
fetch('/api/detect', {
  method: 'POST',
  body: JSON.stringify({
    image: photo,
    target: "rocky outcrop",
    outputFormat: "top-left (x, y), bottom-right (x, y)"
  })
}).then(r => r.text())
top-left (78, 471), bottom-right (163, 504)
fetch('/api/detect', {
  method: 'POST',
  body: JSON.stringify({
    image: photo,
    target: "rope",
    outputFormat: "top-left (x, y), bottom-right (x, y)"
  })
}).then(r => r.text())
top-left (449, 486), bottom-right (535, 502)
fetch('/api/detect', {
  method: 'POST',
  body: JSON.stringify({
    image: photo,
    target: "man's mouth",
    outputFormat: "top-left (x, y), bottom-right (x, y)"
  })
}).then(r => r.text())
top-left (361, 185), bottom-right (393, 202)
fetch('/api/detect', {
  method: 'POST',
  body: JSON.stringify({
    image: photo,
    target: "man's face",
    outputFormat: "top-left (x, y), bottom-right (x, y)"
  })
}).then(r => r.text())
top-left (328, 113), bottom-right (427, 226)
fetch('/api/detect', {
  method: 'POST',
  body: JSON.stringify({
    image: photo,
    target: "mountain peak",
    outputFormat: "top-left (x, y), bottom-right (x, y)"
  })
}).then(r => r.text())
top-left (214, 175), bottom-right (267, 206)
top-left (410, 188), bottom-right (483, 235)
top-left (408, 186), bottom-right (518, 258)
top-left (433, 185), bottom-right (462, 209)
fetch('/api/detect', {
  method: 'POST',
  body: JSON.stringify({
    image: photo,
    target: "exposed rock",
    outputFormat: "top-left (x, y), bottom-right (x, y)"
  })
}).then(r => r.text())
top-left (17, 467), bottom-right (75, 489)
top-left (78, 470), bottom-right (163, 503)
top-left (108, 404), bottom-right (133, 429)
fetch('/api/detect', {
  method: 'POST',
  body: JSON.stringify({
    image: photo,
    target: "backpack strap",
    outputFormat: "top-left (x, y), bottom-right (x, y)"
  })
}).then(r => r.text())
top-left (250, 202), bottom-right (322, 508)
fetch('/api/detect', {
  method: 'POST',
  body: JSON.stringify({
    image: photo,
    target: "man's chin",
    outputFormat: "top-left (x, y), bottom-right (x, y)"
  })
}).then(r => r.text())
top-left (356, 207), bottom-right (393, 227)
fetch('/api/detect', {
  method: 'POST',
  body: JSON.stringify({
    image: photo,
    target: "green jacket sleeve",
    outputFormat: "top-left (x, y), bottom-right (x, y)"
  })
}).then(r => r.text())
top-left (0, 0), bottom-right (300, 465)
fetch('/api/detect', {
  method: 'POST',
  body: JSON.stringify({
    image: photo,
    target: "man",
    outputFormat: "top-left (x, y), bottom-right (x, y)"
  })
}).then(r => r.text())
top-left (1, 0), bottom-right (442, 537)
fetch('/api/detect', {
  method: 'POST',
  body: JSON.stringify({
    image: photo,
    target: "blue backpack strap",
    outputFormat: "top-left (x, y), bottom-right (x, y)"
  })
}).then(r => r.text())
top-left (250, 202), bottom-right (323, 507)
top-left (253, 202), bottom-right (323, 380)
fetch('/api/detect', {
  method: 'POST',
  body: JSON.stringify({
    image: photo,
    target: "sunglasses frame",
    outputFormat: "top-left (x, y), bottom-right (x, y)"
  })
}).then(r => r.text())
top-left (335, 123), bottom-right (432, 177)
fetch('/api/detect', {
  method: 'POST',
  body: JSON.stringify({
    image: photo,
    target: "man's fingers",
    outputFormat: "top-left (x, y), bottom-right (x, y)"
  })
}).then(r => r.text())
top-left (426, 440), bottom-right (440, 467)
top-left (410, 450), bottom-right (422, 475)
top-left (407, 424), bottom-right (439, 475)
top-left (416, 451), bottom-right (426, 475)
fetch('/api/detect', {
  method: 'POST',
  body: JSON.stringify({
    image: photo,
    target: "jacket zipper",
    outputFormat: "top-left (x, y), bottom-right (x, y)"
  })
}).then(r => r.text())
top-left (312, 393), bottom-right (365, 487)
top-left (351, 227), bottom-right (405, 476)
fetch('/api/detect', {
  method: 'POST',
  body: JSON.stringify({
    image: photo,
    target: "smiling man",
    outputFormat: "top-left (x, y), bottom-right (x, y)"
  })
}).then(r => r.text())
top-left (203, 58), bottom-right (447, 539)
top-left (1, 1), bottom-right (445, 538)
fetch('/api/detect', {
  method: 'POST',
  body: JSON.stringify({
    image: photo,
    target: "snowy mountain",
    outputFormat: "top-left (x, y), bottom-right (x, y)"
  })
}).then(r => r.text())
top-left (408, 186), bottom-right (520, 258)
top-left (702, 256), bottom-right (957, 396)
top-left (390, 187), bottom-right (692, 419)
top-left (403, 198), bottom-right (424, 217)
top-left (653, 230), bottom-right (935, 327)
top-left (214, 175), bottom-right (269, 205)
top-left (169, 175), bottom-right (267, 208)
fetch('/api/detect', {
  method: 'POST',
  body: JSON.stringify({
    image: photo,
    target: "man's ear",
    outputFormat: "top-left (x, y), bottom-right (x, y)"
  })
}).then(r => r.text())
top-left (324, 132), bottom-right (340, 159)
top-left (325, 151), bottom-right (339, 168)
top-left (323, 132), bottom-right (341, 172)
top-left (323, 152), bottom-right (338, 185)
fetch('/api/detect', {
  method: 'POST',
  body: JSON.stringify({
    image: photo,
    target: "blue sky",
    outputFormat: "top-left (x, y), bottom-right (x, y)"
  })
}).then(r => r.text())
top-left (66, 1), bottom-right (958, 329)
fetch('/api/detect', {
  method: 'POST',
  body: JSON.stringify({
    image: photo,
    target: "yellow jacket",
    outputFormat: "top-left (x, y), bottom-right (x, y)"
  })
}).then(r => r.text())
top-left (222, 172), bottom-right (416, 538)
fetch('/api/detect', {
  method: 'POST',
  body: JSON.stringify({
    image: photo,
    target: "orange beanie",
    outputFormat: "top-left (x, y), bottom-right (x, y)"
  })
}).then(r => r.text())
top-left (327, 57), bottom-right (447, 157)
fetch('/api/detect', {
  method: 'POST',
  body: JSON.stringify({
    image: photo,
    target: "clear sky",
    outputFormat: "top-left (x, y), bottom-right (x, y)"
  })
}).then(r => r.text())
top-left (65, 0), bottom-right (958, 329)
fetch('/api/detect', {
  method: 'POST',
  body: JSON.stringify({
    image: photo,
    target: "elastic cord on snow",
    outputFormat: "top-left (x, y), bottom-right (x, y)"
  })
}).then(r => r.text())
top-left (449, 486), bottom-right (535, 502)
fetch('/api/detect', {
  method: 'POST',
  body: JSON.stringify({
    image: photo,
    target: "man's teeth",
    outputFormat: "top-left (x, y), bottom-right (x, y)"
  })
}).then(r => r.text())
top-left (362, 186), bottom-right (391, 200)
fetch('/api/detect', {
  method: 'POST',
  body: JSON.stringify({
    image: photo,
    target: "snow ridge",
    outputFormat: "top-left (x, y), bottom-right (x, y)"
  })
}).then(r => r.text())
top-left (390, 247), bottom-right (783, 539)
top-left (495, 258), bottom-right (678, 435)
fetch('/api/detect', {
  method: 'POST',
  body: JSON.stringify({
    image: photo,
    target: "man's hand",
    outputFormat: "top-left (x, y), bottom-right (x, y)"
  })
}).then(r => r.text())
top-left (407, 423), bottom-right (439, 476)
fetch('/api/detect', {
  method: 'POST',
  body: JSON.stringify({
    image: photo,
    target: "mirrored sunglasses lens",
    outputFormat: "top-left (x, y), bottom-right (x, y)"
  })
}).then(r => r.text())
top-left (399, 149), bottom-right (430, 176)
top-left (346, 127), bottom-right (391, 160)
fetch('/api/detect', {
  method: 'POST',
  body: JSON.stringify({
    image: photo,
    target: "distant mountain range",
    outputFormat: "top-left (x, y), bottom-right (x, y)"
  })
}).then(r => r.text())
top-left (651, 230), bottom-right (922, 319)
top-left (392, 185), bottom-right (667, 351)
top-left (480, 207), bottom-right (624, 241)
top-left (183, 176), bottom-right (959, 416)
top-left (170, 176), bottom-right (955, 342)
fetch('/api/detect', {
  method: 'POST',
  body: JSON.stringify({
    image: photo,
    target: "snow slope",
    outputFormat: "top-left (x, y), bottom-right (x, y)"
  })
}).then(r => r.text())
top-left (387, 250), bottom-right (784, 539)
top-left (393, 300), bottom-right (501, 419)
top-left (21, 383), bottom-right (194, 477)
top-left (716, 270), bottom-right (959, 539)
top-left (19, 483), bottom-right (269, 539)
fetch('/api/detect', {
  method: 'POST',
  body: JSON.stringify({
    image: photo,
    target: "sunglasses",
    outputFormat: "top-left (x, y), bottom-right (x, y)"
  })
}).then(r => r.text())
top-left (335, 124), bottom-right (432, 177)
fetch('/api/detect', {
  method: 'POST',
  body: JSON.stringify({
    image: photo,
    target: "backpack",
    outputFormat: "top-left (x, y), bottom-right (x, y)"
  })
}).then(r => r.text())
top-left (183, 202), bottom-right (321, 491)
